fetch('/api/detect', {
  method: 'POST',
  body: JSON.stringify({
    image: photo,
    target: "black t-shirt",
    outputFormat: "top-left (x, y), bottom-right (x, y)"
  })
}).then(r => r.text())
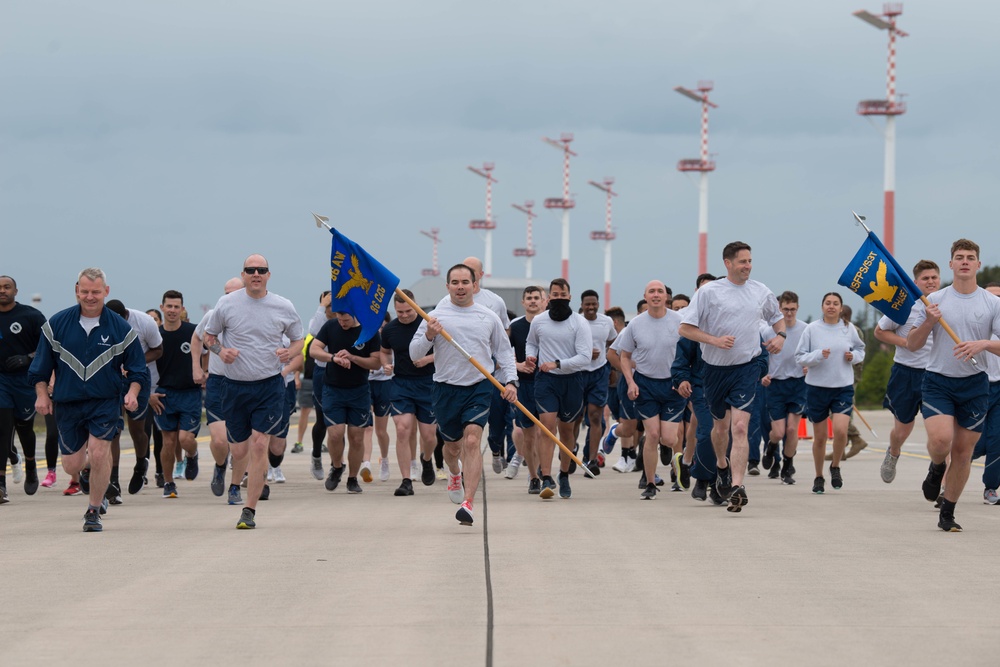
top-left (380, 317), bottom-right (434, 378)
top-left (155, 322), bottom-right (198, 390)
top-left (0, 303), bottom-right (46, 374)
top-left (508, 316), bottom-right (535, 383)
top-left (315, 320), bottom-right (380, 388)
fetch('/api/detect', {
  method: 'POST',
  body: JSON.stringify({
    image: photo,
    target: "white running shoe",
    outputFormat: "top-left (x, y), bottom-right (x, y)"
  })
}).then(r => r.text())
top-left (11, 455), bottom-right (24, 485)
top-left (266, 466), bottom-right (276, 483)
top-left (272, 466), bottom-right (286, 483)
top-left (360, 461), bottom-right (373, 483)
top-left (174, 460), bottom-right (186, 479)
top-left (505, 454), bottom-right (523, 480)
top-left (612, 455), bottom-right (635, 473)
top-left (310, 457), bottom-right (324, 481)
top-left (447, 472), bottom-right (464, 504)
top-left (880, 450), bottom-right (899, 484)
top-left (984, 488), bottom-right (999, 505)
top-left (410, 459), bottom-right (421, 480)
top-left (379, 458), bottom-right (390, 482)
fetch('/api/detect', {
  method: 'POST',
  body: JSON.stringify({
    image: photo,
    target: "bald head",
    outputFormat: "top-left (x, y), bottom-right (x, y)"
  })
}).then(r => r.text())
top-left (244, 253), bottom-right (268, 268)
top-left (224, 277), bottom-right (244, 294)
top-left (462, 257), bottom-right (484, 277)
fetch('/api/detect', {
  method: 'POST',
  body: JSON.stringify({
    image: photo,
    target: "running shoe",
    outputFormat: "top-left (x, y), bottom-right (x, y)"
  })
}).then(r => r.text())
top-left (259, 484), bottom-right (270, 501)
top-left (659, 444), bottom-right (671, 466)
top-left (411, 459), bottom-right (421, 480)
top-left (708, 483), bottom-right (727, 506)
top-left (505, 453), bottom-right (523, 480)
top-left (528, 478), bottom-right (542, 495)
top-left (41, 469), bottom-right (57, 488)
top-left (715, 460), bottom-right (732, 498)
top-left (447, 472), bottom-right (464, 504)
top-left (24, 467), bottom-right (39, 496)
top-left (747, 461), bottom-right (760, 476)
top-left (727, 485), bottom-right (748, 513)
top-left (640, 482), bottom-right (657, 500)
top-left (211, 464), bottom-right (226, 496)
top-left (567, 445), bottom-right (579, 475)
top-left (436, 468), bottom-right (447, 481)
top-left (691, 479), bottom-right (708, 502)
top-left (79, 467), bottom-right (90, 494)
top-left (63, 481), bottom-right (81, 496)
top-left (82, 508), bottom-right (102, 532)
top-left (934, 494), bottom-right (944, 509)
top-left (99, 497), bottom-right (109, 515)
top-left (394, 479), bottom-right (414, 496)
top-left (880, 450), bottom-right (899, 484)
top-left (325, 466), bottom-right (344, 492)
top-left (346, 477), bottom-right (362, 494)
top-left (266, 466), bottom-right (276, 483)
top-left (812, 477), bottom-right (825, 494)
top-left (672, 453), bottom-right (688, 491)
top-left (184, 452), bottom-right (199, 481)
top-left (236, 507), bottom-right (255, 529)
top-left (921, 461), bottom-right (945, 503)
top-left (272, 467), bottom-right (286, 483)
top-left (11, 456), bottom-right (23, 485)
top-left (985, 488), bottom-right (1000, 505)
top-left (228, 485), bottom-right (243, 505)
top-left (612, 455), bottom-right (635, 473)
top-left (938, 505), bottom-right (962, 533)
top-left (311, 456), bottom-right (324, 481)
top-left (830, 466), bottom-right (843, 490)
top-left (360, 462), bottom-right (373, 483)
top-left (291, 442), bottom-right (304, 453)
top-left (492, 453), bottom-right (506, 474)
top-left (421, 458), bottom-right (435, 486)
top-left (456, 500), bottom-right (474, 526)
top-left (379, 458), bottom-right (391, 482)
top-left (584, 460), bottom-right (601, 477)
top-left (106, 482), bottom-right (122, 505)
top-left (321, 443), bottom-right (328, 453)
top-left (539, 476), bottom-right (556, 500)
top-left (163, 482), bottom-right (178, 499)
top-left (155, 472), bottom-right (165, 489)
top-left (762, 440), bottom-right (778, 470)
top-left (128, 459), bottom-right (148, 495)
top-left (596, 451), bottom-right (606, 467)
top-left (173, 459), bottom-right (186, 480)
top-left (602, 423), bottom-right (618, 455)
top-left (768, 460), bottom-right (781, 479)
top-left (0, 485), bottom-right (7, 504)
top-left (558, 472), bottom-right (572, 499)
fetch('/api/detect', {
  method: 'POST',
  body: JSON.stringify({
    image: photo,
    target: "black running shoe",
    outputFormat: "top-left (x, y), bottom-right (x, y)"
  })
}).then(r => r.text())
top-left (82, 508), bottom-right (102, 532)
top-left (325, 466), bottom-right (344, 491)
top-left (106, 482), bottom-right (123, 505)
top-left (346, 477), bottom-right (363, 494)
top-left (155, 472), bottom-right (165, 489)
top-left (184, 452), bottom-right (199, 481)
top-left (528, 478), bottom-right (541, 495)
top-left (768, 460), bottom-right (781, 479)
top-left (128, 459), bottom-right (148, 495)
top-left (716, 460), bottom-right (733, 498)
top-left (420, 458), bottom-right (435, 486)
top-left (727, 485), bottom-right (748, 513)
top-left (679, 461), bottom-right (691, 490)
top-left (0, 484), bottom-right (8, 505)
top-left (558, 472), bottom-right (571, 499)
top-left (708, 484), bottom-right (727, 506)
top-left (79, 467), bottom-right (91, 494)
top-left (830, 466), bottom-right (843, 490)
top-left (659, 445), bottom-right (671, 466)
top-left (922, 462), bottom-right (946, 502)
top-left (539, 476), bottom-right (556, 499)
top-left (934, 494), bottom-right (944, 509)
top-left (812, 477), bottom-right (825, 494)
top-left (585, 460), bottom-right (601, 477)
top-left (691, 479), bottom-right (708, 501)
top-left (640, 482), bottom-right (657, 500)
top-left (259, 484), bottom-right (270, 501)
top-left (24, 468), bottom-right (39, 496)
top-left (762, 441), bottom-right (778, 470)
top-left (938, 501), bottom-right (962, 532)
top-left (747, 461), bottom-right (760, 476)
top-left (394, 479), bottom-right (414, 496)
top-left (210, 464), bottom-right (226, 497)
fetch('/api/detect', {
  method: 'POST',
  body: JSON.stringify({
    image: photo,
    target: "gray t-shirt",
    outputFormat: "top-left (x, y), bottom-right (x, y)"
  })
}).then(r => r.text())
top-left (912, 286), bottom-right (1000, 378)
top-left (681, 278), bottom-right (781, 367)
top-left (126, 308), bottom-right (163, 387)
top-left (525, 312), bottom-right (592, 375)
top-left (794, 320), bottom-right (866, 388)
top-left (878, 301), bottom-right (932, 369)
top-left (584, 313), bottom-right (619, 372)
top-left (195, 309), bottom-right (225, 376)
top-left (612, 309), bottom-right (682, 379)
top-left (205, 289), bottom-right (304, 382)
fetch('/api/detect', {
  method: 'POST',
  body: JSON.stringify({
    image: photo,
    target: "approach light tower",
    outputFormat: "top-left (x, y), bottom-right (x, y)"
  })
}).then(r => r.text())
top-left (420, 228), bottom-right (441, 277)
top-left (854, 3), bottom-right (908, 254)
top-left (588, 178), bottom-right (617, 305)
top-left (512, 200), bottom-right (537, 279)
top-left (543, 133), bottom-right (577, 281)
top-left (675, 81), bottom-right (718, 276)
top-left (467, 162), bottom-right (498, 277)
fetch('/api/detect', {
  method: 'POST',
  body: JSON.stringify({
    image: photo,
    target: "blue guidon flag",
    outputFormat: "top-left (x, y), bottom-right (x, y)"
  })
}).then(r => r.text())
top-left (837, 231), bottom-right (920, 325)
top-left (326, 226), bottom-right (400, 345)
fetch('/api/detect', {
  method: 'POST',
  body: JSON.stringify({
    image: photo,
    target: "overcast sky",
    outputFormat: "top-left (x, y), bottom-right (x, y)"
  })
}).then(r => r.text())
top-left (3, 0), bottom-right (998, 324)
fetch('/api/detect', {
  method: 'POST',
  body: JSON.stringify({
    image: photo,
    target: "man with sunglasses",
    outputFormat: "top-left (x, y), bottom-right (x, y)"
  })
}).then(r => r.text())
top-left (203, 256), bottom-right (304, 529)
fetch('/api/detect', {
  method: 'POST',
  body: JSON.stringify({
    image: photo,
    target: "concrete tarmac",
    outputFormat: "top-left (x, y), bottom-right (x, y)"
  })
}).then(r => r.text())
top-left (3, 409), bottom-right (998, 666)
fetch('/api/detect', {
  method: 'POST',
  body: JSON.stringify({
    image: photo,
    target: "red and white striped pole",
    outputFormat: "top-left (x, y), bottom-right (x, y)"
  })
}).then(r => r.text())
top-left (589, 178), bottom-right (617, 305)
top-left (543, 134), bottom-right (577, 282)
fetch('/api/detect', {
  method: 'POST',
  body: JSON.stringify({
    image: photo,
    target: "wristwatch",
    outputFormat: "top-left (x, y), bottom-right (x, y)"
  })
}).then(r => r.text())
top-left (554, 359), bottom-right (561, 368)
top-left (776, 331), bottom-right (787, 339)
top-left (507, 380), bottom-right (520, 389)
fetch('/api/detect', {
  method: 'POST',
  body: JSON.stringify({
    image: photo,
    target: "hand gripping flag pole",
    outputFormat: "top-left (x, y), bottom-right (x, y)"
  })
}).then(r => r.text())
top-left (313, 214), bottom-right (594, 477)
top-left (840, 211), bottom-right (976, 368)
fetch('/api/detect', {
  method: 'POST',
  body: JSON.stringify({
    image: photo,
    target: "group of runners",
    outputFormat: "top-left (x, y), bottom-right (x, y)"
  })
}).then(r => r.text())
top-left (2, 238), bottom-right (999, 533)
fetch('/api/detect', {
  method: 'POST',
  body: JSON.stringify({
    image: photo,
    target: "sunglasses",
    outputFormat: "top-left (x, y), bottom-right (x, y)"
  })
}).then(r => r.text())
top-left (243, 267), bottom-right (269, 275)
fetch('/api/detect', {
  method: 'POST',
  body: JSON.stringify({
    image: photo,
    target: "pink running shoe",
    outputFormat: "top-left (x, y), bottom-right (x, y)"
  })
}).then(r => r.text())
top-left (41, 469), bottom-right (57, 488)
top-left (63, 480), bottom-right (81, 496)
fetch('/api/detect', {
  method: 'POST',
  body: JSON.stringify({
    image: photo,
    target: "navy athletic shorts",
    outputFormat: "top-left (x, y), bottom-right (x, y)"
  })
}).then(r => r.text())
top-left (534, 372), bottom-right (585, 423)
top-left (703, 360), bottom-right (758, 421)
top-left (433, 380), bottom-right (492, 442)
top-left (805, 385), bottom-right (854, 423)
top-left (883, 363), bottom-right (924, 425)
top-left (55, 396), bottom-right (121, 455)
top-left (921, 370), bottom-right (989, 432)
top-left (322, 383), bottom-right (373, 429)
top-left (222, 374), bottom-right (284, 443)
top-left (153, 387), bottom-right (203, 434)
top-left (766, 376), bottom-right (806, 422)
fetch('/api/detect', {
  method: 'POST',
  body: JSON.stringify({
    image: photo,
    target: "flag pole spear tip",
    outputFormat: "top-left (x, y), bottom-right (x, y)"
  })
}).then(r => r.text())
top-left (312, 212), bottom-right (331, 230)
top-left (851, 210), bottom-right (872, 234)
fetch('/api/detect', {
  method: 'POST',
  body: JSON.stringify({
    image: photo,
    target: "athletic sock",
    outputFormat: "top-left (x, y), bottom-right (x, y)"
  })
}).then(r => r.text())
top-left (268, 451), bottom-right (285, 468)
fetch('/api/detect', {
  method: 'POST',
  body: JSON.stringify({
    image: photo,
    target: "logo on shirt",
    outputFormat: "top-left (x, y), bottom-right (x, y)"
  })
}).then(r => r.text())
top-left (353, 342), bottom-right (365, 351)
top-left (100, 335), bottom-right (111, 346)
top-left (181, 342), bottom-right (191, 354)
top-left (333, 254), bottom-right (373, 299)
top-left (9, 322), bottom-right (21, 334)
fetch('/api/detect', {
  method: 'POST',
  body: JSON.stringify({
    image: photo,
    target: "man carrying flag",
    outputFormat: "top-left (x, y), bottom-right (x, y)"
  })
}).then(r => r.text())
top-left (410, 263), bottom-right (518, 526)
top-left (904, 239), bottom-right (1000, 532)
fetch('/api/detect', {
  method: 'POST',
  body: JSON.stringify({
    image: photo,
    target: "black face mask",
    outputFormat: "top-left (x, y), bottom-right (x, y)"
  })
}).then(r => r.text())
top-left (548, 299), bottom-right (572, 322)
